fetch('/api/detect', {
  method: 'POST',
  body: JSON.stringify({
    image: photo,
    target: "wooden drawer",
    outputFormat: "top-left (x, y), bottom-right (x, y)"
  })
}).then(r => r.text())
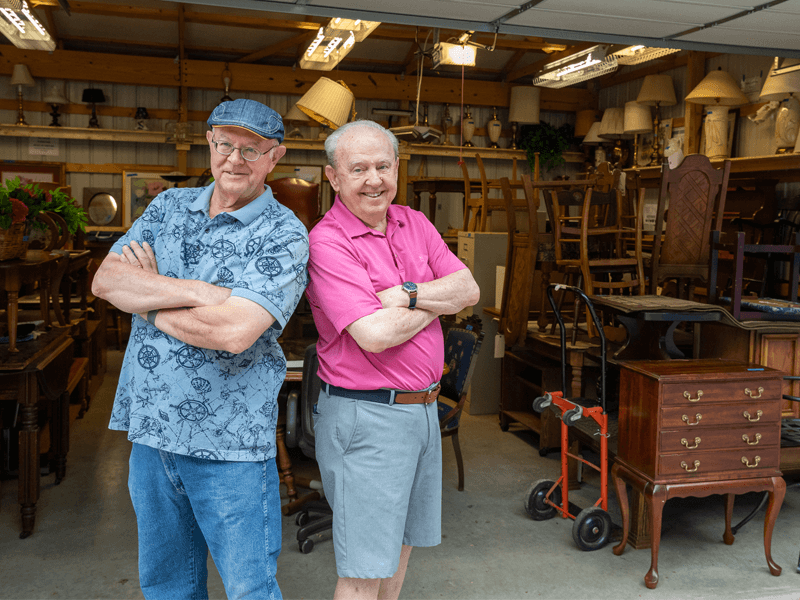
top-left (661, 380), bottom-right (781, 406)
top-left (661, 402), bottom-right (782, 428)
top-left (658, 446), bottom-right (781, 477)
top-left (660, 424), bottom-right (780, 453)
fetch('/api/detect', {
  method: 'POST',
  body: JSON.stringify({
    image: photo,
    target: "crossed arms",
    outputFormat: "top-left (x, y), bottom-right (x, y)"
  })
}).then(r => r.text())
top-left (91, 241), bottom-right (275, 354)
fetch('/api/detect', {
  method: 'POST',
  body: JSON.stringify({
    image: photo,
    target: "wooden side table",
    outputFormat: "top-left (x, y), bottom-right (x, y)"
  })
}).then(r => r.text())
top-left (611, 358), bottom-right (785, 589)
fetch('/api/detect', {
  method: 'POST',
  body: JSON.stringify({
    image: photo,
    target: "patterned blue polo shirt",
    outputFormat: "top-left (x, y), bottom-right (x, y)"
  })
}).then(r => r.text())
top-left (108, 182), bottom-right (309, 462)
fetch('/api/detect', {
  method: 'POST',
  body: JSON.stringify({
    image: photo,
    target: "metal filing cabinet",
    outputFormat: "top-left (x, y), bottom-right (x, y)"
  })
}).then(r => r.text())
top-left (456, 231), bottom-right (508, 415)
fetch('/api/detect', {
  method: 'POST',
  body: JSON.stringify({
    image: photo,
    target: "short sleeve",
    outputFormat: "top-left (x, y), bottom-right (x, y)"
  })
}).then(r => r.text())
top-left (231, 222), bottom-right (309, 329)
top-left (110, 190), bottom-right (170, 257)
top-left (420, 213), bottom-right (468, 278)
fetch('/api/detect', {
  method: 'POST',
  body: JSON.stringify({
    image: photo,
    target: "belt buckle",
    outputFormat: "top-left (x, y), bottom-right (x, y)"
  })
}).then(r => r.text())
top-left (387, 389), bottom-right (397, 406)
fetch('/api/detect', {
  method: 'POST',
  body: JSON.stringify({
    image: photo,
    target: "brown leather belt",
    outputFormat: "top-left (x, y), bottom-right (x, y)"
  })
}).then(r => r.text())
top-left (321, 382), bottom-right (441, 405)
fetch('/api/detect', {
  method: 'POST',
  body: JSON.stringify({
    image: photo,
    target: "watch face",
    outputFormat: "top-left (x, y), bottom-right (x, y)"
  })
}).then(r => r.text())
top-left (402, 282), bottom-right (417, 293)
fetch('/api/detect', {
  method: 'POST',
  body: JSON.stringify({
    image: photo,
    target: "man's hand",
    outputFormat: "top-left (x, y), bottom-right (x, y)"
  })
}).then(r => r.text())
top-left (120, 240), bottom-right (158, 274)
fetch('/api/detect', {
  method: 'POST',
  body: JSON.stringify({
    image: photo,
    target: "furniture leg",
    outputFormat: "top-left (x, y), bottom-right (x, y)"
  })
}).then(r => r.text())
top-left (451, 431), bottom-right (464, 491)
top-left (538, 262), bottom-right (552, 331)
top-left (8, 289), bottom-right (19, 353)
top-left (50, 391), bottom-right (69, 484)
top-left (723, 493), bottom-right (735, 545)
top-left (429, 191), bottom-right (438, 226)
top-left (611, 463), bottom-right (629, 556)
top-left (18, 376), bottom-right (39, 538)
top-left (567, 437), bottom-right (581, 490)
top-left (275, 423), bottom-right (297, 502)
top-left (412, 190), bottom-right (421, 212)
top-left (763, 476), bottom-right (785, 576)
top-left (568, 353), bottom-right (583, 399)
top-left (645, 483), bottom-right (667, 590)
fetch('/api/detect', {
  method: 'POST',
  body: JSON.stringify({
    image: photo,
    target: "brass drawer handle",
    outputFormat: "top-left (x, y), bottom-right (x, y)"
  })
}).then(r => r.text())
top-left (741, 456), bottom-right (761, 468)
top-left (683, 390), bottom-right (703, 402)
top-left (744, 387), bottom-right (764, 399)
top-left (742, 433), bottom-right (761, 446)
top-left (681, 460), bottom-right (700, 472)
top-left (681, 437), bottom-right (701, 449)
top-left (743, 409), bottom-right (763, 422)
top-left (682, 413), bottom-right (702, 426)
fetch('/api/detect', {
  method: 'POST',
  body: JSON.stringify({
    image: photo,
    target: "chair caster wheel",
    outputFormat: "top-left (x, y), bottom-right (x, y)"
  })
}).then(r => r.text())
top-left (299, 538), bottom-right (314, 554)
top-left (295, 511), bottom-right (310, 527)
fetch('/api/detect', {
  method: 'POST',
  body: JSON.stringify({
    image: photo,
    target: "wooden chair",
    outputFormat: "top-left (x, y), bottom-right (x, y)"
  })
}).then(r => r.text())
top-left (461, 153), bottom-right (502, 232)
top-left (650, 153), bottom-right (732, 298)
top-left (438, 315), bottom-right (484, 491)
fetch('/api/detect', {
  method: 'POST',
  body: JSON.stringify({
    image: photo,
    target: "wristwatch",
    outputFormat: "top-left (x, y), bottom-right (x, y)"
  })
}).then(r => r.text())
top-left (401, 281), bottom-right (418, 309)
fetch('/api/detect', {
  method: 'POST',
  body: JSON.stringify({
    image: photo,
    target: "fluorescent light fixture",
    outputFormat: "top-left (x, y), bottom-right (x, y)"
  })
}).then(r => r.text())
top-left (431, 42), bottom-right (476, 68)
top-left (0, 0), bottom-right (55, 51)
top-left (299, 17), bottom-right (380, 71)
top-left (613, 45), bottom-right (681, 66)
top-left (533, 45), bottom-right (617, 89)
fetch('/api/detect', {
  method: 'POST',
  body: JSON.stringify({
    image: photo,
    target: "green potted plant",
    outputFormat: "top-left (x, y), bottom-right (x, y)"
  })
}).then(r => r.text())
top-left (519, 121), bottom-right (574, 173)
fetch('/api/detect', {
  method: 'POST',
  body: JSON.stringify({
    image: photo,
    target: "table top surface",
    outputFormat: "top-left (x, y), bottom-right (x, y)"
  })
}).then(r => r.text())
top-left (0, 327), bottom-right (71, 372)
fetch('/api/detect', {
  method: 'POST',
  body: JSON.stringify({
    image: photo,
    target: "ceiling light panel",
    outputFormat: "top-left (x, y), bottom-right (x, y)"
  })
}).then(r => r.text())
top-left (305, 0), bottom-right (513, 21)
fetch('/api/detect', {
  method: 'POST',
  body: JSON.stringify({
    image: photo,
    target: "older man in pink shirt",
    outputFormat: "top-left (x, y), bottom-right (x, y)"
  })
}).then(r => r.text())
top-left (306, 120), bottom-right (479, 600)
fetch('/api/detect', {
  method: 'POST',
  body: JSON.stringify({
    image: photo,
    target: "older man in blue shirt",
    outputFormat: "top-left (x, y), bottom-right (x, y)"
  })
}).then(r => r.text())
top-left (92, 99), bottom-right (308, 600)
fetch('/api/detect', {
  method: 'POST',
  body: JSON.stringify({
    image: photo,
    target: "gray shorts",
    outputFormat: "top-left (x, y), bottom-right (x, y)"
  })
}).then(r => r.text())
top-left (312, 387), bottom-right (442, 579)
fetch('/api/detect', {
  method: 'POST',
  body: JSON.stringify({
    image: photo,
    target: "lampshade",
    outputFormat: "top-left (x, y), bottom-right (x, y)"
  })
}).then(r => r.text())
top-left (636, 74), bottom-right (677, 107)
top-left (760, 58), bottom-right (800, 101)
top-left (685, 68), bottom-right (748, 106)
top-left (508, 86), bottom-right (540, 124)
top-left (598, 107), bottom-right (631, 140)
top-left (574, 109), bottom-right (598, 137)
top-left (82, 88), bottom-right (106, 104)
top-left (623, 101), bottom-right (652, 134)
top-left (10, 64), bottom-right (34, 87)
top-left (284, 103), bottom-right (311, 123)
top-left (582, 121), bottom-right (604, 145)
top-left (43, 82), bottom-right (69, 105)
top-left (296, 77), bottom-right (354, 129)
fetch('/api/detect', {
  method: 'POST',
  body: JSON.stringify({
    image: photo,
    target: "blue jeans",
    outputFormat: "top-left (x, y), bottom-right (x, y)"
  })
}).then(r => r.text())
top-left (128, 443), bottom-right (283, 600)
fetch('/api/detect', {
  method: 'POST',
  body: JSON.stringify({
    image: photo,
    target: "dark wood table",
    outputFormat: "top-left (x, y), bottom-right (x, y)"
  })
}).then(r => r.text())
top-left (1, 327), bottom-right (73, 538)
top-left (0, 250), bottom-right (60, 352)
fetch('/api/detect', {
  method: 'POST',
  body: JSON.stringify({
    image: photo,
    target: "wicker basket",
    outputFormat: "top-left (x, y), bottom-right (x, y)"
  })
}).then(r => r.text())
top-left (0, 222), bottom-right (28, 260)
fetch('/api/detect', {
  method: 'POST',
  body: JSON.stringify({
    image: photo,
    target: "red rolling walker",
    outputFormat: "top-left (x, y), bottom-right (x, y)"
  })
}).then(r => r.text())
top-left (524, 283), bottom-right (612, 551)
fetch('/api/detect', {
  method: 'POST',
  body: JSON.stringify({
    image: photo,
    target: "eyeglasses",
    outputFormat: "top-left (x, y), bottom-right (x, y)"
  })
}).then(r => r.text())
top-left (211, 138), bottom-right (277, 162)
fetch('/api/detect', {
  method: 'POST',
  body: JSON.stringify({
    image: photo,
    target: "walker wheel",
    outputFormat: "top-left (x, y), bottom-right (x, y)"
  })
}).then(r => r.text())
top-left (524, 479), bottom-right (560, 521)
top-left (563, 407), bottom-right (582, 426)
top-left (299, 538), bottom-right (314, 554)
top-left (532, 393), bottom-right (552, 413)
top-left (295, 511), bottom-right (310, 527)
top-left (572, 507), bottom-right (612, 551)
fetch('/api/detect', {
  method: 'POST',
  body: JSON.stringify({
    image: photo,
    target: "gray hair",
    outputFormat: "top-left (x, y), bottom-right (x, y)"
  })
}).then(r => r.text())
top-left (324, 120), bottom-right (399, 170)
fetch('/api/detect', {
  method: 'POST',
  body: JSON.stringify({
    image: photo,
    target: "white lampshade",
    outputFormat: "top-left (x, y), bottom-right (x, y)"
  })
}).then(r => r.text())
top-left (760, 58), bottom-right (800, 101)
top-left (10, 64), bottom-right (35, 87)
top-left (636, 74), bottom-right (676, 107)
top-left (43, 82), bottom-right (69, 105)
top-left (283, 103), bottom-right (311, 123)
top-left (598, 107), bottom-right (631, 140)
top-left (297, 77), bottom-right (355, 129)
top-left (686, 68), bottom-right (748, 106)
top-left (582, 121), bottom-right (604, 145)
top-left (623, 101), bottom-right (652, 134)
top-left (508, 86), bottom-right (540, 124)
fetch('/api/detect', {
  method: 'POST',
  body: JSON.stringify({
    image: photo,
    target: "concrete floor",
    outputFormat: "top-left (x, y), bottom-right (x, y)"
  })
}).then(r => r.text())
top-left (2, 350), bottom-right (800, 600)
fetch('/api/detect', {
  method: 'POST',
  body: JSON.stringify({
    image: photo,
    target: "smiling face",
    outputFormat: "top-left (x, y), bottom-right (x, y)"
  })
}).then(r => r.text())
top-left (206, 126), bottom-right (286, 211)
top-left (325, 126), bottom-right (399, 230)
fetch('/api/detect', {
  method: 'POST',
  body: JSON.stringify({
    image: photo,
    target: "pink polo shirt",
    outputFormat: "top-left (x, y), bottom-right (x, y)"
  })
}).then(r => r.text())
top-left (306, 197), bottom-right (467, 391)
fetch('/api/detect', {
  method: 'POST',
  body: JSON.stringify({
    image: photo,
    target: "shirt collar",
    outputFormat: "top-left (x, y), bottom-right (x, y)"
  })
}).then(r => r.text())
top-left (330, 195), bottom-right (403, 238)
top-left (188, 181), bottom-right (275, 225)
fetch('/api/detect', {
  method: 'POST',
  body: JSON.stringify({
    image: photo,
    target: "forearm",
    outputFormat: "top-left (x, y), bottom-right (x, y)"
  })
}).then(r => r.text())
top-left (346, 307), bottom-right (438, 354)
top-left (92, 252), bottom-right (229, 314)
top-left (379, 268), bottom-right (480, 315)
top-left (149, 297), bottom-right (276, 354)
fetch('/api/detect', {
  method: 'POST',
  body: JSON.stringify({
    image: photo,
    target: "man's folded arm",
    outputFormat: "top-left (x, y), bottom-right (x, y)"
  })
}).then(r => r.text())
top-left (345, 307), bottom-right (438, 354)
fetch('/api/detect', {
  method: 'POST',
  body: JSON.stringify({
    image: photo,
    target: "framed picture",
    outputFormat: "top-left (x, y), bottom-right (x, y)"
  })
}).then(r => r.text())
top-left (0, 161), bottom-right (65, 186)
top-left (637, 132), bottom-right (655, 167)
top-left (123, 171), bottom-right (169, 227)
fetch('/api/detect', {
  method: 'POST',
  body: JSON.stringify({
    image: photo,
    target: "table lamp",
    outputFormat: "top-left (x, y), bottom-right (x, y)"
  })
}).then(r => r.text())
top-left (636, 74), bottom-right (677, 165)
top-left (508, 86), bottom-right (540, 149)
top-left (10, 64), bottom-right (35, 125)
top-left (82, 88), bottom-right (106, 128)
top-left (685, 68), bottom-right (748, 160)
top-left (43, 81), bottom-right (69, 127)
top-left (623, 101), bottom-right (654, 166)
top-left (487, 107), bottom-right (502, 148)
top-left (598, 107), bottom-right (632, 166)
top-left (461, 105), bottom-right (476, 147)
top-left (296, 77), bottom-right (355, 138)
top-left (582, 119), bottom-right (606, 168)
top-left (759, 57), bottom-right (800, 152)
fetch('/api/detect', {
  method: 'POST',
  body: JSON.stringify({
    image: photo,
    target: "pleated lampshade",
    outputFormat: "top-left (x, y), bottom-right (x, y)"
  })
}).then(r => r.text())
top-left (686, 68), bottom-right (748, 106)
top-left (760, 58), bottom-right (800, 101)
top-left (598, 107), bottom-right (631, 140)
top-left (297, 78), bottom-right (355, 129)
top-left (636, 74), bottom-right (677, 107)
top-left (623, 101), bottom-right (652, 135)
top-left (582, 121), bottom-right (604, 145)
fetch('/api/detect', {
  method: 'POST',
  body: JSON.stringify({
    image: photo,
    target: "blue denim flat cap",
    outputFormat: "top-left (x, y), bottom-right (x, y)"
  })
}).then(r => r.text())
top-left (208, 99), bottom-right (284, 143)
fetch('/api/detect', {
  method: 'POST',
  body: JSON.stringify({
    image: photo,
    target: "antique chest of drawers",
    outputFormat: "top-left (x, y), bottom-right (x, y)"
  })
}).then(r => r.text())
top-left (611, 358), bottom-right (786, 589)
top-left (618, 358), bottom-right (783, 482)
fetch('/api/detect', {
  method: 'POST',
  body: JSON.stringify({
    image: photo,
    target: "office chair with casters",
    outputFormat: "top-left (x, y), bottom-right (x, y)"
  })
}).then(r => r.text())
top-left (439, 315), bottom-right (484, 491)
top-left (284, 343), bottom-right (332, 554)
